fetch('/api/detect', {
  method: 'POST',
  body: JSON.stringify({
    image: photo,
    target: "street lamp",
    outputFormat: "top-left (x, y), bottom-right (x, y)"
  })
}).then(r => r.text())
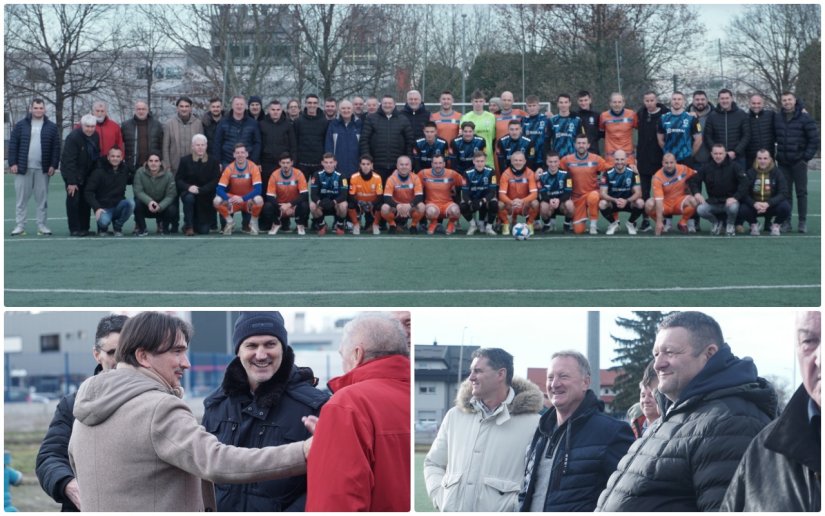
top-left (461, 12), bottom-right (467, 106)
top-left (457, 325), bottom-right (469, 386)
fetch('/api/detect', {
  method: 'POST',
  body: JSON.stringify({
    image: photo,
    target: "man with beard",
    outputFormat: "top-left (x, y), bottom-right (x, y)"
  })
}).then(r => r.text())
top-left (294, 94), bottom-right (329, 177)
top-left (635, 91), bottom-right (667, 232)
top-left (736, 149), bottom-right (791, 236)
top-left (202, 312), bottom-right (328, 511)
top-left (703, 89), bottom-right (751, 169)
top-left (90, 101), bottom-right (124, 157)
top-left (201, 97), bottom-right (225, 155)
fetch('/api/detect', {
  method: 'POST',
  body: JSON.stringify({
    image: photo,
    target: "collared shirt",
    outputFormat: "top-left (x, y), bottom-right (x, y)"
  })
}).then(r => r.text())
top-left (472, 386), bottom-right (515, 420)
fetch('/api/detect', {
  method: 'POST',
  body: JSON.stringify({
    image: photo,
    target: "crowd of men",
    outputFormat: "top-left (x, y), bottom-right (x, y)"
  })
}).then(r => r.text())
top-left (423, 310), bottom-right (820, 512)
top-left (8, 88), bottom-right (818, 237)
top-left (35, 311), bottom-right (411, 511)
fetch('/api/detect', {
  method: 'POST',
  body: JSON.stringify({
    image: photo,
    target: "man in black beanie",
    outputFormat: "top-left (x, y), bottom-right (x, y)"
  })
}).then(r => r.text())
top-left (202, 312), bottom-right (329, 511)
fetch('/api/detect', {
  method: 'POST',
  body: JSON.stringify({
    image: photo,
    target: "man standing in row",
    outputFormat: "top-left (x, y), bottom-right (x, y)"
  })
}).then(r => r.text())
top-left (60, 115), bottom-right (99, 237)
top-left (91, 101), bottom-right (124, 157)
top-left (163, 96), bottom-right (203, 175)
top-left (8, 98), bottom-right (61, 236)
top-left (360, 95), bottom-right (414, 182)
top-left (774, 91), bottom-right (820, 233)
top-left (121, 100), bottom-right (163, 171)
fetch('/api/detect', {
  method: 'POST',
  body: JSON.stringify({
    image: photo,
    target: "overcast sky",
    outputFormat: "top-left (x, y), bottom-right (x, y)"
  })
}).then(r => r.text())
top-left (412, 309), bottom-right (802, 388)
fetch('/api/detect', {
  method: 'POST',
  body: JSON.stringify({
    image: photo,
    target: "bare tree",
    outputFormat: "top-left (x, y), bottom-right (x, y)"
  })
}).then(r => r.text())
top-left (4, 4), bottom-right (129, 131)
top-left (724, 4), bottom-right (821, 106)
top-left (287, 4), bottom-right (403, 99)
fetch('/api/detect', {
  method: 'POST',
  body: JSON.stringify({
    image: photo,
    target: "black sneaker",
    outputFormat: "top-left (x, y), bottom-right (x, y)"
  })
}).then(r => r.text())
top-left (408, 226), bottom-right (418, 235)
top-left (388, 225), bottom-right (397, 234)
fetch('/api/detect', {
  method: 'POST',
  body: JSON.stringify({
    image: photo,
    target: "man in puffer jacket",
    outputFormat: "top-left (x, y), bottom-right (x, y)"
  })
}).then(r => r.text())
top-left (359, 95), bottom-right (414, 181)
top-left (519, 351), bottom-right (633, 512)
top-left (703, 89), bottom-right (751, 169)
top-left (774, 92), bottom-right (820, 233)
top-left (424, 348), bottom-right (543, 512)
top-left (596, 311), bottom-right (777, 512)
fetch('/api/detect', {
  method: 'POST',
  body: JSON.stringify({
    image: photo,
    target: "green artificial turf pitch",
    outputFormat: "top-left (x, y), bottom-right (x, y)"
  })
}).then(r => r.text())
top-left (4, 173), bottom-right (820, 307)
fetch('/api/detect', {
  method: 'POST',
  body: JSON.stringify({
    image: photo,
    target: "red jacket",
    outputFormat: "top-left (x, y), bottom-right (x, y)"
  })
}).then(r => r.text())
top-left (306, 354), bottom-right (410, 512)
top-left (96, 117), bottom-right (125, 157)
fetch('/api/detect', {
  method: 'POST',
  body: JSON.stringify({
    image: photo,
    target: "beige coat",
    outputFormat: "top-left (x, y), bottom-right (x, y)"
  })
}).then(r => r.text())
top-left (68, 364), bottom-right (306, 512)
top-left (162, 115), bottom-right (203, 173)
top-left (423, 377), bottom-right (543, 512)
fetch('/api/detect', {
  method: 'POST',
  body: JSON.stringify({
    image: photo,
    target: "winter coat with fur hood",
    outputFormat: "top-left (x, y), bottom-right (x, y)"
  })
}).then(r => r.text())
top-left (68, 364), bottom-right (308, 512)
top-left (202, 347), bottom-right (328, 512)
top-left (423, 377), bottom-right (543, 512)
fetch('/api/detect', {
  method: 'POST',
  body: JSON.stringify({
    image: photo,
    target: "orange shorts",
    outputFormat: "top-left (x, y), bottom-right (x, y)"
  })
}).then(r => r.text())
top-left (427, 202), bottom-right (458, 217)
top-left (661, 195), bottom-right (691, 216)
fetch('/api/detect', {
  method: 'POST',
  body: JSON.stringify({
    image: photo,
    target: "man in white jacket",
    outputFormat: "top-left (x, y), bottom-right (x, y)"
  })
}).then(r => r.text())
top-left (424, 347), bottom-right (543, 511)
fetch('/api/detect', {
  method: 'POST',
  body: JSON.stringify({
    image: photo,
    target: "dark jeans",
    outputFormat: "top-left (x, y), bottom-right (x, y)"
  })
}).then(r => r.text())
top-left (66, 184), bottom-right (92, 233)
top-left (737, 201), bottom-right (791, 226)
top-left (779, 160), bottom-right (808, 222)
top-left (134, 200), bottom-right (179, 233)
top-left (97, 199), bottom-right (134, 232)
top-left (181, 192), bottom-right (215, 234)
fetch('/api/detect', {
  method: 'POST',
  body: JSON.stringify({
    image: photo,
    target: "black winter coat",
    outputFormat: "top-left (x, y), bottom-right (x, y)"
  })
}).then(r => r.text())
top-left (60, 129), bottom-right (100, 186)
top-left (294, 109), bottom-right (329, 166)
top-left (7, 114), bottom-right (61, 174)
top-left (202, 348), bottom-right (329, 512)
top-left (746, 109), bottom-right (776, 162)
top-left (703, 102), bottom-right (751, 157)
top-left (596, 344), bottom-right (777, 512)
top-left (721, 384), bottom-right (820, 511)
top-left (120, 115), bottom-right (164, 169)
top-left (175, 155), bottom-right (221, 197)
top-left (35, 364), bottom-right (102, 512)
top-left (84, 159), bottom-right (130, 210)
top-left (635, 104), bottom-right (668, 176)
top-left (201, 112), bottom-right (225, 155)
top-left (401, 104), bottom-right (431, 140)
top-left (519, 390), bottom-right (633, 512)
top-left (742, 164), bottom-right (789, 208)
top-left (213, 114), bottom-right (262, 166)
top-left (774, 102), bottom-right (820, 164)
top-left (259, 112), bottom-right (298, 171)
top-left (694, 156), bottom-right (750, 204)
top-left (359, 109), bottom-right (414, 169)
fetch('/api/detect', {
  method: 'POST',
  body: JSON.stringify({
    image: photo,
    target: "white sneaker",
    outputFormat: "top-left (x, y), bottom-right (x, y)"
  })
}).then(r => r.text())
top-left (352, 225), bottom-right (360, 235)
top-left (750, 222), bottom-right (761, 236)
top-left (466, 220), bottom-right (478, 236)
top-left (547, 219), bottom-right (556, 232)
top-left (625, 221), bottom-right (637, 235)
top-left (372, 224), bottom-right (380, 235)
top-left (770, 223), bottom-right (781, 236)
top-left (711, 221), bottom-right (722, 236)
top-left (37, 225), bottom-right (52, 236)
top-left (687, 219), bottom-right (696, 233)
top-left (268, 225), bottom-right (280, 235)
top-left (663, 219), bottom-right (672, 233)
top-left (297, 225), bottom-right (306, 236)
top-left (11, 226), bottom-right (25, 236)
top-left (606, 221), bottom-right (619, 235)
top-left (222, 219), bottom-right (234, 235)
top-left (484, 224), bottom-right (497, 235)
top-left (725, 223), bottom-right (735, 236)
top-left (248, 217), bottom-right (259, 235)
top-left (589, 221), bottom-right (598, 235)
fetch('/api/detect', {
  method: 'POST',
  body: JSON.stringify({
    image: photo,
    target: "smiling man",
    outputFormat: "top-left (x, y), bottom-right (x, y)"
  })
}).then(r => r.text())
top-left (202, 312), bottom-right (328, 511)
top-left (67, 312), bottom-right (312, 512)
top-left (722, 311), bottom-right (821, 511)
top-left (520, 351), bottom-right (632, 512)
top-left (424, 347), bottom-right (543, 512)
top-left (596, 311), bottom-right (777, 512)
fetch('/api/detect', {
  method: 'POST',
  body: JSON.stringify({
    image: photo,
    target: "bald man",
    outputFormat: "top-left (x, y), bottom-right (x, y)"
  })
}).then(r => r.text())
top-left (305, 314), bottom-right (410, 512)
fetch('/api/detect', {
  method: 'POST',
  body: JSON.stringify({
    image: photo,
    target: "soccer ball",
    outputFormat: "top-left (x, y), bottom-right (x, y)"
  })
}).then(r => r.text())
top-left (512, 222), bottom-right (531, 241)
